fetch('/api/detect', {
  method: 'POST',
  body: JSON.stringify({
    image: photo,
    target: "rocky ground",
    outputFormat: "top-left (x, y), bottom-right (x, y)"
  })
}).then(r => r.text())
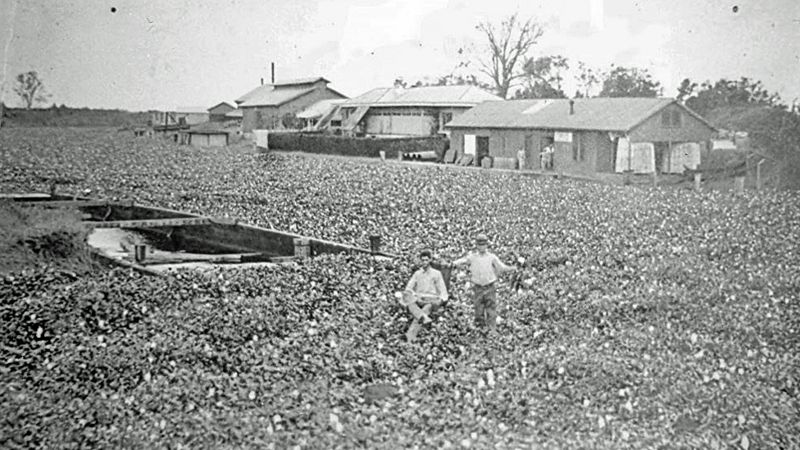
top-left (1, 128), bottom-right (798, 448)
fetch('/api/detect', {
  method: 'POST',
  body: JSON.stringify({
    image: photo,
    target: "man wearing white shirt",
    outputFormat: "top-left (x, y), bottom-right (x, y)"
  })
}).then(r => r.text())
top-left (451, 234), bottom-right (516, 332)
top-left (402, 249), bottom-right (448, 342)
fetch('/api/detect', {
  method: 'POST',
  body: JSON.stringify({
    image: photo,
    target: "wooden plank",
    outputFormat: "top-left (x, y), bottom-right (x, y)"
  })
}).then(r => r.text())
top-left (15, 199), bottom-right (112, 208)
top-left (85, 217), bottom-right (211, 228)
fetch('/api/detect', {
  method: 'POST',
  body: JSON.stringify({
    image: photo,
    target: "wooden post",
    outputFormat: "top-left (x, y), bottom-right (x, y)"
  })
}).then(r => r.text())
top-left (369, 235), bottom-right (381, 254)
top-left (134, 245), bottom-right (147, 263)
top-left (735, 176), bottom-right (745, 195)
top-left (652, 171), bottom-right (658, 187)
top-left (293, 238), bottom-right (310, 258)
top-left (694, 173), bottom-right (702, 192)
top-left (756, 159), bottom-right (764, 191)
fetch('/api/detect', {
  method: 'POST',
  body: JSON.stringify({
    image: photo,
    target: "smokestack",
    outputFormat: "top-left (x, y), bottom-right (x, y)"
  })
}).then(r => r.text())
top-left (271, 62), bottom-right (275, 84)
top-left (569, 99), bottom-right (575, 115)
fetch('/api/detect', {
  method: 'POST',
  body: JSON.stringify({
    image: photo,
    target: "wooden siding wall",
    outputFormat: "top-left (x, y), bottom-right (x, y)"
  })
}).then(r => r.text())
top-left (628, 103), bottom-right (715, 143)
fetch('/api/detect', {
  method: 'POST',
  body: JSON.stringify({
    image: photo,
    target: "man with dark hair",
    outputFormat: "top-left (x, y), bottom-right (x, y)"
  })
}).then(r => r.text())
top-left (451, 234), bottom-right (516, 333)
top-left (400, 249), bottom-right (448, 342)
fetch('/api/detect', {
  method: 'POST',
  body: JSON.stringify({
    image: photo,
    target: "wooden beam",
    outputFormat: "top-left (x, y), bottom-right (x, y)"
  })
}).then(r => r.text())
top-left (14, 199), bottom-right (112, 208)
top-left (84, 217), bottom-right (211, 228)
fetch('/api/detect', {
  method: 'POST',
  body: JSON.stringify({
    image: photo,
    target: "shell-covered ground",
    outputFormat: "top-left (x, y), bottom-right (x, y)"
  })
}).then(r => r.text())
top-left (1, 128), bottom-right (798, 449)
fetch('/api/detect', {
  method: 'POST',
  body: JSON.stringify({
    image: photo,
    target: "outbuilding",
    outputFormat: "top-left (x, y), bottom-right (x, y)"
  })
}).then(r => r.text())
top-left (445, 98), bottom-right (717, 174)
top-left (181, 122), bottom-right (230, 147)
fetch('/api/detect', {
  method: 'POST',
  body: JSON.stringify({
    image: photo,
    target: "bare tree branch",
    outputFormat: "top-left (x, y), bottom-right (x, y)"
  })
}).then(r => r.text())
top-left (476, 13), bottom-right (544, 98)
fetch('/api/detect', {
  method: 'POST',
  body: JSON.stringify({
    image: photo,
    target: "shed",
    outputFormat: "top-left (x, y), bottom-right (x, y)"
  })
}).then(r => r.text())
top-left (445, 98), bottom-right (717, 175)
top-left (182, 122), bottom-right (230, 147)
top-left (208, 102), bottom-right (236, 122)
top-left (174, 106), bottom-right (209, 126)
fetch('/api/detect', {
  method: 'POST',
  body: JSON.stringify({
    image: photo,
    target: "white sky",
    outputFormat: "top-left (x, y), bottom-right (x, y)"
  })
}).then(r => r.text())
top-left (1, 0), bottom-right (798, 111)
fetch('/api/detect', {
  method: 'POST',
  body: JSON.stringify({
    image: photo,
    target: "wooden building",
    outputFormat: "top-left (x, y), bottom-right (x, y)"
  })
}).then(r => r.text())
top-left (324, 85), bottom-right (500, 137)
top-left (445, 98), bottom-right (716, 174)
top-left (235, 77), bottom-right (347, 133)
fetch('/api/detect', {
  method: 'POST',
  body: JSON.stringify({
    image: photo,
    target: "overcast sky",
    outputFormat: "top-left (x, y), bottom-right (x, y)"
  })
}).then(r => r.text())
top-left (1, 0), bottom-right (798, 111)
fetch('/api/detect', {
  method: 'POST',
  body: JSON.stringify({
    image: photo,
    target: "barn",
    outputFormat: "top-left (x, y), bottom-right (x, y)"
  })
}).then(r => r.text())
top-left (445, 98), bottom-right (717, 174)
top-left (236, 77), bottom-right (347, 133)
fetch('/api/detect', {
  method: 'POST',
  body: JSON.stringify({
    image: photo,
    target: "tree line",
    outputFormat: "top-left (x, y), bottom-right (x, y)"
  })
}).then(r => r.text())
top-left (393, 12), bottom-right (797, 118)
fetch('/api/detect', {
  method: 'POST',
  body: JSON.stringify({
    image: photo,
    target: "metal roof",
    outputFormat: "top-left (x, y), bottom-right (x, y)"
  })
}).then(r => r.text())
top-left (237, 86), bottom-right (317, 108)
top-left (235, 77), bottom-right (332, 105)
top-left (446, 97), bottom-right (705, 132)
top-left (342, 85), bottom-right (501, 107)
top-left (296, 99), bottom-right (347, 119)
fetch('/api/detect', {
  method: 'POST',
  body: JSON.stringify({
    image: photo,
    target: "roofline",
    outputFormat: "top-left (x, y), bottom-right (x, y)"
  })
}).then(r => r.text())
top-left (325, 88), bottom-right (349, 100)
top-left (626, 99), bottom-right (718, 133)
top-left (342, 102), bottom-right (480, 108)
top-left (272, 76), bottom-right (330, 86)
top-left (239, 87), bottom-right (347, 108)
top-left (238, 88), bottom-right (316, 108)
top-left (208, 101), bottom-right (234, 111)
top-left (445, 124), bottom-right (628, 132)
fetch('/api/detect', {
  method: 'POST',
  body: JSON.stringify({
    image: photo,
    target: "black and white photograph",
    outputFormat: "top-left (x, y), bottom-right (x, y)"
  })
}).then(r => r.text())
top-left (1, 0), bottom-right (798, 448)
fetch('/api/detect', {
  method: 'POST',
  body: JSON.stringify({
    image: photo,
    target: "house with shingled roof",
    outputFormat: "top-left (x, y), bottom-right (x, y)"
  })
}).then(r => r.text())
top-left (235, 77), bottom-right (347, 133)
top-left (323, 85), bottom-right (501, 137)
top-left (445, 97), bottom-right (717, 174)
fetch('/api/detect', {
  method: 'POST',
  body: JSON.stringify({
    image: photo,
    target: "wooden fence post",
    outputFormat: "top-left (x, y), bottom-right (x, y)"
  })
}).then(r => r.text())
top-left (694, 173), bottom-right (702, 192)
top-left (735, 176), bottom-right (745, 195)
top-left (293, 238), bottom-right (310, 258)
top-left (652, 171), bottom-right (658, 187)
top-left (369, 235), bottom-right (381, 254)
top-left (756, 159), bottom-right (764, 191)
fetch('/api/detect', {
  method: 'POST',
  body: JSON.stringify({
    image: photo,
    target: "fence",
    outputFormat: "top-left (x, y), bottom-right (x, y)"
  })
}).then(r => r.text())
top-left (267, 132), bottom-right (447, 160)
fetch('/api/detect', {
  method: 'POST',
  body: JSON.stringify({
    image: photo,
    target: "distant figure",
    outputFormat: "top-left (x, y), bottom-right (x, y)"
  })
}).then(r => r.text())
top-left (451, 234), bottom-right (517, 334)
top-left (540, 145), bottom-right (554, 170)
top-left (400, 249), bottom-right (448, 342)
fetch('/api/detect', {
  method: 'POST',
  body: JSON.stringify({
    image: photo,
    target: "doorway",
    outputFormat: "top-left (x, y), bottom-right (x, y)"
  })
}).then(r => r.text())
top-left (476, 136), bottom-right (490, 166)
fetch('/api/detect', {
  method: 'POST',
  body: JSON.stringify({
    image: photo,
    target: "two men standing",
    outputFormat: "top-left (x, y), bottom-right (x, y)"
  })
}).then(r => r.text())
top-left (401, 234), bottom-right (516, 342)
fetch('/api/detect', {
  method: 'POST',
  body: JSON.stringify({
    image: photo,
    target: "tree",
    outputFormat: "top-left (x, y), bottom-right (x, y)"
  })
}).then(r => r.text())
top-left (14, 71), bottom-right (50, 109)
top-left (575, 61), bottom-right (600, 98)
top-left (394, 74), bottom-right (493, 91)
top-left (515, 55), bottom-right (569, 99)
top-left (476, 13), bottom-right (544, 99)
top-left (598, 66), bottom-right (662, 98)
top-left (676, 78), bottom-right (697, 102)
top-left (681, 77), bottom-right (782, 116)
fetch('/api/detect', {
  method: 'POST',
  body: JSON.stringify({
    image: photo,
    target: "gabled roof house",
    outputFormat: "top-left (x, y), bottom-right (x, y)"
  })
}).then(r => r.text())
top-left (445, 97), bottom-right (717, 174)
top-left (236, 77), bottom-right (347, 132)
top-left (323, 85), bottom-right (501, 137)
